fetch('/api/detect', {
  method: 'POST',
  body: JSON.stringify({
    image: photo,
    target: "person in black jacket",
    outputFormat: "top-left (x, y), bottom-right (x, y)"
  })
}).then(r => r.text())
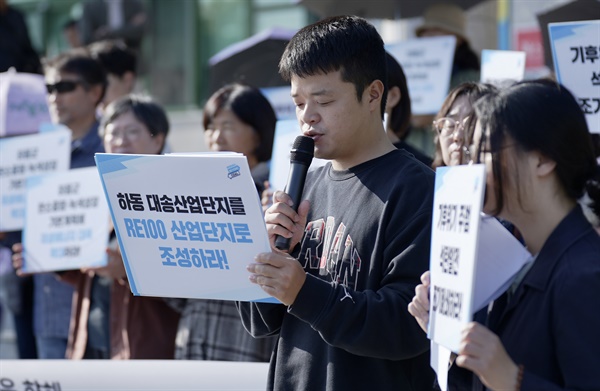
top-left (0, 0), bottom-right (42, 74)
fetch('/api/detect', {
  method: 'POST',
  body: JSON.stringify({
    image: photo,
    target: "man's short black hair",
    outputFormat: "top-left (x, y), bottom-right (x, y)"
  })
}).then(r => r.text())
top-left (43, 48), bottom-right (107, 105)
top-left (279, 15), bottom-right (387, 118)
top-left (88, 39), bottom-right (137, 77)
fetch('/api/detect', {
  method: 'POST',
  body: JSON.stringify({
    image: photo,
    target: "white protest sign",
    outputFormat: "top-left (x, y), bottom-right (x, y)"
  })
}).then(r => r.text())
top-left (386, 36), bottom-right (456, 115)
top-left (428, 165), bottom-right (530, 390)
top-left (428, 165), bottom-right (485, 353)
top-left (95, 153), bottom-right (275, 302)
top-left (0, 127), bottom-right (71, 232)
top-left (480, 49), bottom-right (526, 87)
top-left (269, 119), bottom-right (327, 193)
top-left (549, 20), bottom-right (600, 134)
top-left (22, 167), bottom-right (109, 273)
top-left (261, 86), bottom-right (295, 120)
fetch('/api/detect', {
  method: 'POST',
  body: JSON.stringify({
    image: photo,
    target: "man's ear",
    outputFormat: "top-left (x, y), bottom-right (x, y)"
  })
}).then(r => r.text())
top-left (367, 79), bottom-right (385, 113)
top-left (122, 71), bottom-right (136, 92)
top-left (89, 83), bottom-right (105, 106)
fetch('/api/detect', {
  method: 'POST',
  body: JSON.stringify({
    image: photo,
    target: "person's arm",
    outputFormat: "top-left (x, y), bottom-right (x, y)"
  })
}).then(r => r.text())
top-left (235, 301), bottom-right (286, 338)
top-left (236, 190), bottom-right (309, 336)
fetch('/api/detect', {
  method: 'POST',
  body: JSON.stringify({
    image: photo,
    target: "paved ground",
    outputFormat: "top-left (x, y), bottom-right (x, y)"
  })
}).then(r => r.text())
top-left (0, 304), bottom-right (18, 359)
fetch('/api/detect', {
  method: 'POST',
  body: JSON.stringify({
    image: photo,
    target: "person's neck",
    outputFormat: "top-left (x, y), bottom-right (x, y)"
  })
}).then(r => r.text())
top-left (246, 155), bottom-right (258, 172)
top-left (67, 115), bottom-right (97, 141)
top-left (332, 123), bottom-right (395, 171)
top-left (509, 193), bottom-right (575, 255)
top-left (386, 128), bottom-right (400, 144)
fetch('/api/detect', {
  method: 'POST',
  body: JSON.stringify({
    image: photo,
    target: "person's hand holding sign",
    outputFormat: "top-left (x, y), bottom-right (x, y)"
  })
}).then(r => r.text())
top-left (408, 271), bottom-right (431, 333)
top-left (247, 190), bottom-right (310, 305)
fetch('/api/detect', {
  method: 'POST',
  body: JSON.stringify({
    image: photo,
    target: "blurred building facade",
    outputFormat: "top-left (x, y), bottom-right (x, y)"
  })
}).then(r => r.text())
top-left (7, 0), bottom-right (575, 153)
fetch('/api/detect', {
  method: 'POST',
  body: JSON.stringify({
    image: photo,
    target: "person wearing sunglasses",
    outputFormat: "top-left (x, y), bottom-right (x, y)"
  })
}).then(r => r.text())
top-left (431, 82), bottom-right (497, 169)
top-left (24, 49), bottom-right (107, 359)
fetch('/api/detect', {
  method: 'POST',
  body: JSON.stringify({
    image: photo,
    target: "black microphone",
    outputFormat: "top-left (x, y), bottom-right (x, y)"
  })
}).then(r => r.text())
top-left (274, 135), bottom-right (314, 251)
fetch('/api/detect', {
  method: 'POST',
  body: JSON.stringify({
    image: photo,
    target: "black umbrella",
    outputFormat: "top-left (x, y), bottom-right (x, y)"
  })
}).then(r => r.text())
top-left (294, 0), bottom-right (487, 19)
top-left (208, 27), bottom-right (296, 94)
top-left (537, 0), bottom-right (600, 71)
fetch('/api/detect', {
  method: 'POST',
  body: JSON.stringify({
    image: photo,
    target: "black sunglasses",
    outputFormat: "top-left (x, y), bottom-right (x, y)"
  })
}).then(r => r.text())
top-left (45, 80), bottom-right (84, 94)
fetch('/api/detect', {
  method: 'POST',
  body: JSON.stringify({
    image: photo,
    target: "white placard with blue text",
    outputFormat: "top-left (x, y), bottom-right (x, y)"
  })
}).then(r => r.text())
top-left (386, 36), bottom-right (456, 115)
top-left (22, 167), bottom-right (109, 272)
top-left (549, 20), bottom-right (600, 134)
top-left (0, 128), bottom-right (71, 232)
top-left (95, 153), bottom-right (275, 302)
top-left (480, 49), bottom-right (526, 87)
top-left (269, 119), bottom-right (328, 193)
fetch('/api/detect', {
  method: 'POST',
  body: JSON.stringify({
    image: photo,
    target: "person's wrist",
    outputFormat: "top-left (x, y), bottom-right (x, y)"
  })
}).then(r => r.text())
top-left (514, 364), bottom-right (524, 391)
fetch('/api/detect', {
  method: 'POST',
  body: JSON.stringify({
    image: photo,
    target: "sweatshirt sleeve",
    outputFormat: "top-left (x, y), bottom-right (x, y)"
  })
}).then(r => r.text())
top-left (236, 301), bottom-right (287, 338)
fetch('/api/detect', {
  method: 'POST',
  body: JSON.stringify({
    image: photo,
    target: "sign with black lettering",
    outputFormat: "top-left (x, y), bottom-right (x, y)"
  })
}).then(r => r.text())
top-left (95, 152), bottom-right (274, 302)
top-left (549, 20), bottom-right (600, 133)
top-left (22, 167), bottom-right (109, 272)
top-left (428, 165), bottom-right (531, 354)
top-left (0, 127), bottom-right (71, 231)
top-left (386, 36), bottom-right (456, 115)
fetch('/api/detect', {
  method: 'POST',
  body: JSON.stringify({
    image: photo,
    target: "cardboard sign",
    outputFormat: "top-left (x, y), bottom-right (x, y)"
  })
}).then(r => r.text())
top-left (386, 36), bottom-right (456, 115)
top-left (22, 167), bottom-right (109, 273)
top-left (480, 49), bottom-right (526, 87)
top-left (95, 152), bottom-right (275, 302)
top-left (549, 20), bottom-right (600, 134)
top-left (0, 128), bottom-right (71, 231)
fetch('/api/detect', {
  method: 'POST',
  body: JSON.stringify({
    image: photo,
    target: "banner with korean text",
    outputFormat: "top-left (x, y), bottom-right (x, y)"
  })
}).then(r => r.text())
top-left (95, 152), bottom-right (275, 302)
top-left (22, 167), bottom-right (109, 272)
top-left (0, 127), bottom-right (71, 232)
top-left (549, 20), bottom-right (600, 133)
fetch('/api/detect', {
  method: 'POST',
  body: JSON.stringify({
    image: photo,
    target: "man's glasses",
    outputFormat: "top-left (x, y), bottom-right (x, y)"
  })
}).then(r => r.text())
top-left (45, 80), bottom-right (84, 94)
top-left (432, 116), bottom-right (470, 137)
top-left (104, 128), bottom-right (149, 143)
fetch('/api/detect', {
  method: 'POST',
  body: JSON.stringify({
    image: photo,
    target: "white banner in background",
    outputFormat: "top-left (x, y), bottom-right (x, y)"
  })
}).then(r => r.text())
top-left (480, 49), bottom-right (526, 87)
top-left (0, 360), bottom-right (269, 391)
top-left (386, 36), bottom-right (456, 115)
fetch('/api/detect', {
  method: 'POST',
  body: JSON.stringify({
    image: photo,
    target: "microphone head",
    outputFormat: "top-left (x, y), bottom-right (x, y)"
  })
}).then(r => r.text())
top-left (290, 135), bottom-right (314, 165)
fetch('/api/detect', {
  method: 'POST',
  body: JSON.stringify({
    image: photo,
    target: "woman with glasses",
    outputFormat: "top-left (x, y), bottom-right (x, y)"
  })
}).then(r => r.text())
top-left (431, 82), bottom-right (497, 169)
top-left (63, 94), bottom-right (180, 359)
top-left (410, 79), bottom-right (600, 390)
